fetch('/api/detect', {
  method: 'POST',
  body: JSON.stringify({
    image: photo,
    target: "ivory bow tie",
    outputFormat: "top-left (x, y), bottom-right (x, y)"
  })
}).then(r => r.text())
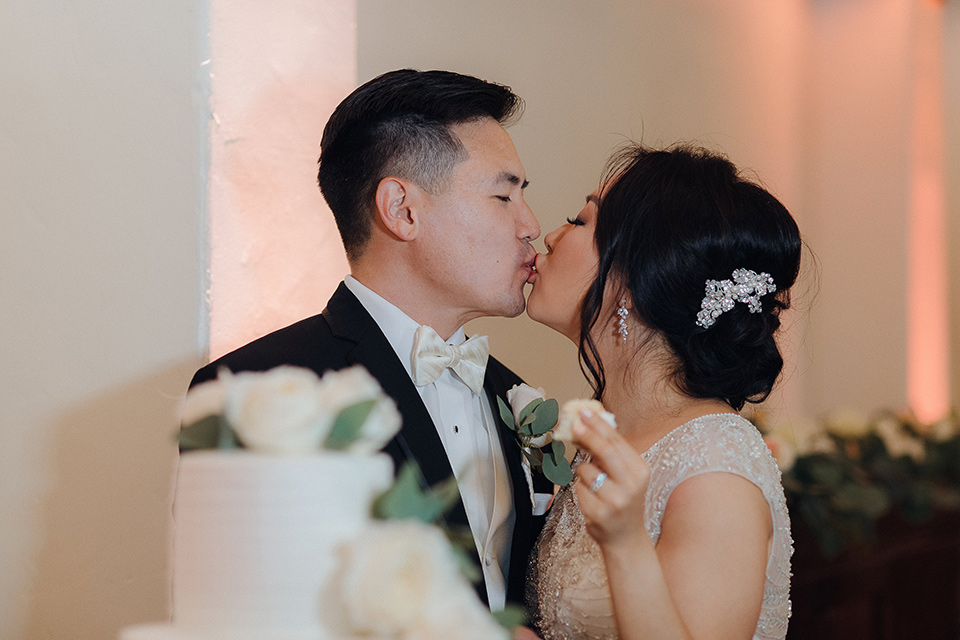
top-left (410, 325), bottom-right (490, 395)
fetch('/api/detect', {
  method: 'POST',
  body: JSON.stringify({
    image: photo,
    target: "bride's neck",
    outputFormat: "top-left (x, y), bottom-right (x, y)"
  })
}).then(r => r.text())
top-left (597, 341), bottom-right (734, 452)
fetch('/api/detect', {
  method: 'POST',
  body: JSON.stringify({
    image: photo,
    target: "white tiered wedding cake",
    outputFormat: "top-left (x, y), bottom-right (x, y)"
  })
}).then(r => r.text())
top-left (119, 365), bottom-right (508, 640)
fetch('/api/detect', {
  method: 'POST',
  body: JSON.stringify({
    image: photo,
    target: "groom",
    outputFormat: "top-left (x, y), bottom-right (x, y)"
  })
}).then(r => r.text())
top-left (189, 69), bottom-right (552, 610)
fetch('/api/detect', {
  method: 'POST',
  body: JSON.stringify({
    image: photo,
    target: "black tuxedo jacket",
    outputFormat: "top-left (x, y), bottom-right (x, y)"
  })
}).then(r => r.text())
top-left (190, 282), bottom-right (551, 605)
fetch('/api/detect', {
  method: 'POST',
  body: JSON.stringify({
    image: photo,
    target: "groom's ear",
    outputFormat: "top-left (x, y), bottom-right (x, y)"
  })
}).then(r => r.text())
top-left (375, 177), bottom-right (421, 242)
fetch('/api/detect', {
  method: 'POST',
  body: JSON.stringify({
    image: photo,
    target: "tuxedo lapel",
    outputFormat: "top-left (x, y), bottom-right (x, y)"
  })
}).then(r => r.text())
top-left (324, 284), bottom-right (541, 604)
top-left (483, 379), bottom-right (529, 519)
top-left (482, 361), bottom-right (546, 604)
top-left (322, 284), bottom-right (466, 515)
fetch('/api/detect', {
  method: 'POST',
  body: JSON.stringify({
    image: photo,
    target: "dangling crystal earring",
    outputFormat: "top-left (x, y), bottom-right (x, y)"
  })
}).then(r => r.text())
top-left (616, 298), bottom-right (629, 343)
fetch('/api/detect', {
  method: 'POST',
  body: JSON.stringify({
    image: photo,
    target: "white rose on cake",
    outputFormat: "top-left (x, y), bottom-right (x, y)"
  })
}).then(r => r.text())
top-left (317, 365), bottom-right (402, 454)
top-left (333, 520), bottom-right (508, 640)
top-left (225, 366), bottom-right (333, 454)
top-left (403, 588), bottom-right (511, 640)
top-left (180, 364), bottom-right (401, 455)
top-left (180, 371), bottom-right (229, 427)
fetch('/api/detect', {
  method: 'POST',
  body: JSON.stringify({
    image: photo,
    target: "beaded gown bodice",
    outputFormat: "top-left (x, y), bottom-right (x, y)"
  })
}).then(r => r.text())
top-left (528, 414), bottom-right (792, 640)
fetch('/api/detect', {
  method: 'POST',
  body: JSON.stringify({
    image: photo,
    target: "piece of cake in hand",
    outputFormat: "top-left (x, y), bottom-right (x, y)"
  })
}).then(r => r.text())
top-left (552, 399), bottom-right (617, 446)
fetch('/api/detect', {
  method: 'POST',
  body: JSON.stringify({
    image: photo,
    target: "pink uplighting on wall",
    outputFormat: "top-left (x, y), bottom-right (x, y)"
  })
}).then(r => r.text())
top-left (906, 0), bottom-right (949, 423)
top-left (207, 0), bottom-right (355, 360)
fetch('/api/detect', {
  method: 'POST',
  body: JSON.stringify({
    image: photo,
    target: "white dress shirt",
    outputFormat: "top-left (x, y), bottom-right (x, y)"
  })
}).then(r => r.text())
top-left (344, 276), bottom-right (516, 610)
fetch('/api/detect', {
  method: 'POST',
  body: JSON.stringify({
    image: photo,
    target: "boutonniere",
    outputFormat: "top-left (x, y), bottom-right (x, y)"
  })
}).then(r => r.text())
top-left (498, 384), bottom-right (574, 487)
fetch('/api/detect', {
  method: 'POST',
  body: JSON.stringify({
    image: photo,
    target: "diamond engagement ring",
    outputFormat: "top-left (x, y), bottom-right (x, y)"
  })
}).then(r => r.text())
top-left (589, 472), bottom-right (607, 493)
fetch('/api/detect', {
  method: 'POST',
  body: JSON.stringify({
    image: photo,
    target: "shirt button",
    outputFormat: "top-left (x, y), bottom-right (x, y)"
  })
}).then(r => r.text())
top-left (453, 425), bottom-right (459, 434)
top-left (484, 557), bottom-right (492, 567)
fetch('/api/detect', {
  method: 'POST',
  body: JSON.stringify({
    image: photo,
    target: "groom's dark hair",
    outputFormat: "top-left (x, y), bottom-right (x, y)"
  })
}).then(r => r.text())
top-left (317, 69), bottom-right (523, 261)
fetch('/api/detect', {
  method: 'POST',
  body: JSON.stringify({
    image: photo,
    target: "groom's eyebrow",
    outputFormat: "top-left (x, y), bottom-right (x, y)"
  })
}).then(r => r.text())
top-left (495, 171), bottom-right (529, 190)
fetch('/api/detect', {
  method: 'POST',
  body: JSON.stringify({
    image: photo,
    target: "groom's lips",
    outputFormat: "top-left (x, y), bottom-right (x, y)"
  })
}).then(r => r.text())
top-left (525, 255), bottom-right (539, 284)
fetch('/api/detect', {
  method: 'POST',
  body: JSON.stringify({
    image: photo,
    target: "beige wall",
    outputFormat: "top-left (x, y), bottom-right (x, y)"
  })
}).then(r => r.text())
top-left (358, 0), bottom-right (811, 413)
top-left (0, 2), bottom-right (205, 638)
top-left (358, 0), bottom-right (958, 421)
top-left (2, 1), bottom-right (958, 639)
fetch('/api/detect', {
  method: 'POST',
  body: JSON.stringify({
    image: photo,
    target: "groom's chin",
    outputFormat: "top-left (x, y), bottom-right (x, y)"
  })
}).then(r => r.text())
top-left (497, 292), bottom-right (528, 319)
top-left (502, 300), bottom-right (526, 319)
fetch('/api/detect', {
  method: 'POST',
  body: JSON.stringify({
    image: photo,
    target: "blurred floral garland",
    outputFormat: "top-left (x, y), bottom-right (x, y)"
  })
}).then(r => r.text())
top-left (751, 409), bottom-right (960, 559)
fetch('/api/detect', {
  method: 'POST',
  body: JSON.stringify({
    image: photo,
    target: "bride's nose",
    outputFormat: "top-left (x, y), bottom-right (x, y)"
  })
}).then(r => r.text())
top-left (543, 226), bottom-right (561, 253)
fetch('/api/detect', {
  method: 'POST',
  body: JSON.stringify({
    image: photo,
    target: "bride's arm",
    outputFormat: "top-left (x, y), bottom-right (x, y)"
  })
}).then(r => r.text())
top-left (572, 411), bottom-right (772, 640)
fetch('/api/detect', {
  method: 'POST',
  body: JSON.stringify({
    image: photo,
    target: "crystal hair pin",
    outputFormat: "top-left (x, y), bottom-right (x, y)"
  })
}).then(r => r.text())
top-left (695, 268), bottom-right (776, 329)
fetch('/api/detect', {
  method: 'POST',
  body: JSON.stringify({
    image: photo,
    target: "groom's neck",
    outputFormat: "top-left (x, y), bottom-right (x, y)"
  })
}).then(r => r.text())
top-left (349, 268), bottom-right (465, 340)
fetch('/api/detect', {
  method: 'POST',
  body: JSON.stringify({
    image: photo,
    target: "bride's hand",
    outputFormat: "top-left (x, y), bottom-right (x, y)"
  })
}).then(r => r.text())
top-left (572, 408), bottom-right (650, 548)
top-left (513, 626), bottom-right (543, 640)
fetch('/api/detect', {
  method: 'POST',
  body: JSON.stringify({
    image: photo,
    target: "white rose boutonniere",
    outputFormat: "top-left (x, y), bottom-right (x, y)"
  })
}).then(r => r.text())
top-left (498, 384), bottom-right (573, 487)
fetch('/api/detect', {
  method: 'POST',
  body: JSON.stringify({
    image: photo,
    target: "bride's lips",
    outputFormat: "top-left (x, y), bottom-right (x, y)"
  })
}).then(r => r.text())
top-left (525, 254), bottom-right (540, 284)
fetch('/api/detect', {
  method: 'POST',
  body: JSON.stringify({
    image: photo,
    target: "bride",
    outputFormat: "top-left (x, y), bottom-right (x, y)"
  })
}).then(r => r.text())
top-left (521, 144), bottom-right (801, 640)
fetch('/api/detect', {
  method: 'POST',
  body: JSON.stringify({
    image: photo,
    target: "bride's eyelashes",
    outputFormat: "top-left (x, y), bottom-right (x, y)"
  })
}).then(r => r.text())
top-left (566, 217), bottom-right (585, 226)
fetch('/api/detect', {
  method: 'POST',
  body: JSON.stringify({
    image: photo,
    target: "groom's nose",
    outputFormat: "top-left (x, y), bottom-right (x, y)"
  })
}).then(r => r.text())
top-left (517, 200), bottom-right (540, 242)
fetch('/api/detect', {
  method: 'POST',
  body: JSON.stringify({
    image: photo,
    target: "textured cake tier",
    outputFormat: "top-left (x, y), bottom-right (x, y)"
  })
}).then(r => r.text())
top-left (167, 451), bottom-right (393, 637)
top-left (119, 623), bottom-right (356, 640)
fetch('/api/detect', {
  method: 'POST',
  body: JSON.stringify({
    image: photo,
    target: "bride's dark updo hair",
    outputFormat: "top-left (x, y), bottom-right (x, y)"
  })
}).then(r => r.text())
top-left (580, 144), bottom-right (802, 410)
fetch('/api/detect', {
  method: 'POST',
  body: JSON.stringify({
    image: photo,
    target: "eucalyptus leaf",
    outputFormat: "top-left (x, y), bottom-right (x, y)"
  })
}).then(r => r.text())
top-left (517, 398), bottom-right (544, 428)
top-left (372, 461), bottom-right (460, 524)
top-left (815, 522), bottom-right (846, 559)
top-left (528, 399), bottom-right (559, 436)
top-left (523, 448), bottom-right (544, 467)
top-left (805, 457), bottom-right (845, 489)
top-left (179, 415), bottom-right (223, 450)
top-left (492, 605), bottom-right (528, 630)
top-left (830, 484), bottom-right (890, 519)
top-left (372, 462), bottom-right (424, 520)
top-left (451, 545), bottom-right (483, 584)
top-left (542, 441), bottom-right (573, 486)
top-left (444, 526), bottom-right (482, 583)
top-left (179, 415), bottom-right (241, 450)
top-left (551, 440), bottom-right (566, 463)
top-left (324, 400), bottom-right (376, 450)
top-left (497, 397), bottom-right (516, 431)
top-left (219, 419), bottom-right (241, 450)
top-left (797, 496), bottom-right (845, 558)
